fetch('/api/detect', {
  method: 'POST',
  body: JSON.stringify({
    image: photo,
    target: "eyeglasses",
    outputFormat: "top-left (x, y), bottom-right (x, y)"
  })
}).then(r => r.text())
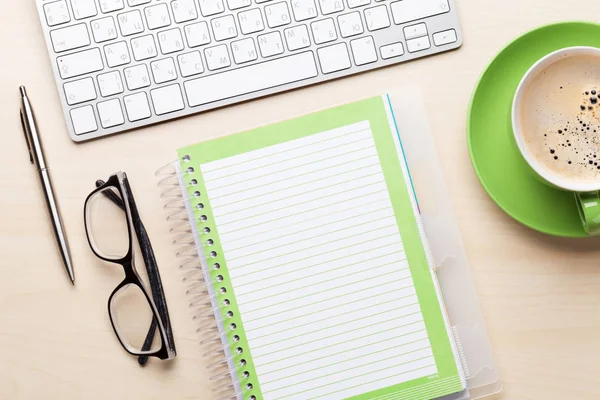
top-left (84, 172), bottom-right (176, 364)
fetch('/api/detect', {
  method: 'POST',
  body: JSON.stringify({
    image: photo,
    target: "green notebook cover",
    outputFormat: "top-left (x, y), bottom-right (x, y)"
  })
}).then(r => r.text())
top-left (177, 95), bottom-right (465, 400)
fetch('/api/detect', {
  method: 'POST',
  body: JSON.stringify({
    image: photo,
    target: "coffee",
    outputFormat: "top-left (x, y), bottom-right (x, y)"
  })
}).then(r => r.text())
top-left (519, 54), bottom-right (600, 184)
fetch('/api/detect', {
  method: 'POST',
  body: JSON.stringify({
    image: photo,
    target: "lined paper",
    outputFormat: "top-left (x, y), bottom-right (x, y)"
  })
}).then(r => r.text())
top-left (201, 121), bottom-right (436, 400)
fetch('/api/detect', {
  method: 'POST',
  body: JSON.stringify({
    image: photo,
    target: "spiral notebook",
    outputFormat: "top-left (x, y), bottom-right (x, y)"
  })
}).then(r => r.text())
top-left (161, 95), bottom-right (467, 400)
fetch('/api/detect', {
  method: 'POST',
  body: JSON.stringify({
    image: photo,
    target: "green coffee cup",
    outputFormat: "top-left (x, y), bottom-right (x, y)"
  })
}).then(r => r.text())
top-left (512, 46), bottom-right (600, 235)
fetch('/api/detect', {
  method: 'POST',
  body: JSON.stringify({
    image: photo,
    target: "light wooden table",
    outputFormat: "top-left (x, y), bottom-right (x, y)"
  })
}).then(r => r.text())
top-left (2, 1), bottom-right (600, 399)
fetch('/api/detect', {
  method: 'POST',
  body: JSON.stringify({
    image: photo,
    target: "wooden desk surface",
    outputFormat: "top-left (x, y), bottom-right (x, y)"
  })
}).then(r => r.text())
top-left (2, 1), bottom-right (600, 399)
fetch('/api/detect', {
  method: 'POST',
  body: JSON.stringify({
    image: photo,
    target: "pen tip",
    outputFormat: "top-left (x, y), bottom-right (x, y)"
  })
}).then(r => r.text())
top-left (66, 267), bottom-right (75, 285)
top-left (19, 86), bottom-right (26, 96)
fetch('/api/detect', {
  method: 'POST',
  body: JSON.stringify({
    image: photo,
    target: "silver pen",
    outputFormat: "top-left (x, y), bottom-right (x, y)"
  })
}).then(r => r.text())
top-left (20, 86), bottom-right (75, 285)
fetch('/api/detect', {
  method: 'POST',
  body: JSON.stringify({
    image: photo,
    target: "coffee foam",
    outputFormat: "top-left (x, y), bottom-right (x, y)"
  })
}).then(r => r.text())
top-left (519, 54), bottom-right (600, 184)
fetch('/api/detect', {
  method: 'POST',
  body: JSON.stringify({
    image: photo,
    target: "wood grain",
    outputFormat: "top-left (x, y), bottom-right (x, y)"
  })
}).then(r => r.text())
top-left (2, 1), bottom-right (600, 399)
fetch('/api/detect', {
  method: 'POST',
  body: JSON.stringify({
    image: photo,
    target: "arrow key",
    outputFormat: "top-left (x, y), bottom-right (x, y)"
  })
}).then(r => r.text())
top-left (406, 35), bottom-right (430, 53)
top-left (380, 42), bottom-right (404, 59)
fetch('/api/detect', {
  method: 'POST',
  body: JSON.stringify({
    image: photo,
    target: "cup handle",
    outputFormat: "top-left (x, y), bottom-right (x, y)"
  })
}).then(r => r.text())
top-left (576, 192), bottom-right (600, 235)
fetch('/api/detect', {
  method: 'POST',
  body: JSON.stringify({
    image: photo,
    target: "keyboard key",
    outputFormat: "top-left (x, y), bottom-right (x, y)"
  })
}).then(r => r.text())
top-left (257, 31), bottom-right (284, 57)
top-left (151, 58), bottom-right (178, 83)
top-left (128, 0), bottom-right (151, 5)
top-left (291, 0), bottom-right (318, 21)
top-left (118, 10), bottom-right (145, 36)
top-left (318, 0), bottom-right (344, 15)
top-left (265, 2), bottom-right (291, 28)
top-left (104, 41), bottom-right (131, 67)
top-left (71, 0), bottom-right (98, 19)
top-left (433, 29), bottom-right (457, 46)
top-left (97, 71), bottom-right (124, 96)
top-left (390, 0), bottom-right (449, 25)
top-left (211, 15), bottom-right (237, 41)
top-left (231, 38), bottom-right (258, 64)
top-left (198, 0), bottom-right (225, 16)
top-left (338, 11), bottom-right (363, 37)
top-left (64, 77), bottom-right (97, 105)
top-left (100, 0), bottom-right (125, 13)
top-left (380, 42), bottom-right (404, 59)
top-left (158, 28), bottom-right (185, 54)
top-left (50, 23), bottom-right (91, 53)
top-left (404, 23), bottom-right (427, 40)
top-left (406, 35), bottom-right (430, 52)
top-left (204, 44), bottom-right (231, 70)
top-left (238, 9), bottom-right (265, 34)
top-left (177, 51), bottom-right (205, 77)
top-left (91, 17), bottom-right (118, 43)
top-left (347, 0), bottom-right (370, 8)
top-left (317, 43), bottom-right (350, 73)
top-left (227, 0), bottom-right (252, 10)
top-left (124, 64), bottom-right (151, 89)
top-left (144, 3), bottom-right (171, 29)
top-left (185, 52), bottom-right (317, 106)
top-left (97, 99), bottom-right (125, 128)
top-left (284, 25), bottom-right (310, 51)
top-left (150, 84), bottom-right (185, 115)
top-left (124, 92), bottom-right (152, 121)
top-left (185, 22), bottom-right (212, 47)
top-left (171, 0), bottom-right (199, 23)
top-left (57, 48), bottom-right (104, 79)
top-left (350, 36), bottom-right (376, 65)
top-left (70, 105), bottom-right (98, 134)
top-left (184, 51), bottom-right (317, 107)
top-left (364, 5), bottom-right (389, 31)
top-left (131, 35), bottom-right (158, 60)
top-left (311, 18), bottom-right (337, 44)
top-left (44, 1), bottom-right (70, 26)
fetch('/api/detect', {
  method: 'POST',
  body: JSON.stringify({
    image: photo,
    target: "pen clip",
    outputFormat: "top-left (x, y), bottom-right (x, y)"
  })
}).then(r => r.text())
top-left (20, 110), bottom-right (34, 164)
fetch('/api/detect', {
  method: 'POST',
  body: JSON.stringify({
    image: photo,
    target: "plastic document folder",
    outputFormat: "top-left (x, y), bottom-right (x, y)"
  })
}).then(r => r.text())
top-left (157, 87), bottom-right (501, 400)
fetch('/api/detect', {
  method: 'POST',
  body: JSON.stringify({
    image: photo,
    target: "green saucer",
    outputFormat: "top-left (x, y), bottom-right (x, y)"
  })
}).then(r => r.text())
top-left (468, 22), bottom-right (600, 238)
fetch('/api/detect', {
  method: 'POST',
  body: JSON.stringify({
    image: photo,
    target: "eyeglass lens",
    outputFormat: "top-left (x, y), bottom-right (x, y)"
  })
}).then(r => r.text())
top-left (85, 186), bottom-right (130, 259)
top-left (110, 283), bottom-right (162, 353)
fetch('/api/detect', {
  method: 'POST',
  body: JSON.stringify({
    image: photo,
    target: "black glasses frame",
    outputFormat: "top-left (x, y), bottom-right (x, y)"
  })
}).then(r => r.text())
top-left (84, 172), bottom-right (176, 364)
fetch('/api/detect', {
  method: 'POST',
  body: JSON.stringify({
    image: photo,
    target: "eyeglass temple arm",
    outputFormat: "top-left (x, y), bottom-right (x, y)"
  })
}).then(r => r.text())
top-left (130, 198), bottom-right (173, 366)
top-left (139, 318), bottom-right (159, 365)
top-left (96, 179), bottom-right (176, 365)
top-left (95, 180), bottom-right (126, 212)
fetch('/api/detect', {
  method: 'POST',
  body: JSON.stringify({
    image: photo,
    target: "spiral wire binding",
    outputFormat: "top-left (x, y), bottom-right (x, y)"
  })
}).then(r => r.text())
top-left (157, 162), bottom-right (245, 400)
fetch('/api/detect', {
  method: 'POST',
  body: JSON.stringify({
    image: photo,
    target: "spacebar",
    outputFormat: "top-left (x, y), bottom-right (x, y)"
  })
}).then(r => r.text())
top-left (184, 52), bottom-right (318, 107)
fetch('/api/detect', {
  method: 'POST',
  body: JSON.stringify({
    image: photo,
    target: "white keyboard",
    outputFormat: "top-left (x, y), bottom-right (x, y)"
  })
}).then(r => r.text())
top-left (36, 0), bottom-right (462, 142)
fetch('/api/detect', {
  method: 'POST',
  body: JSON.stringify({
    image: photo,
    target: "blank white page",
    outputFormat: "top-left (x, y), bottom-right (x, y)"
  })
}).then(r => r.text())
top-left (200, 121), bottom-right (436, 400)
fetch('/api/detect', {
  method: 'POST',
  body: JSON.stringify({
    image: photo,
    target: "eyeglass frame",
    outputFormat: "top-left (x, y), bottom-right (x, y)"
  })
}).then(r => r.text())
top-left (92, 177), bottom-right (175, 365)
top-left (84, 172), bottom-right (176, 362)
